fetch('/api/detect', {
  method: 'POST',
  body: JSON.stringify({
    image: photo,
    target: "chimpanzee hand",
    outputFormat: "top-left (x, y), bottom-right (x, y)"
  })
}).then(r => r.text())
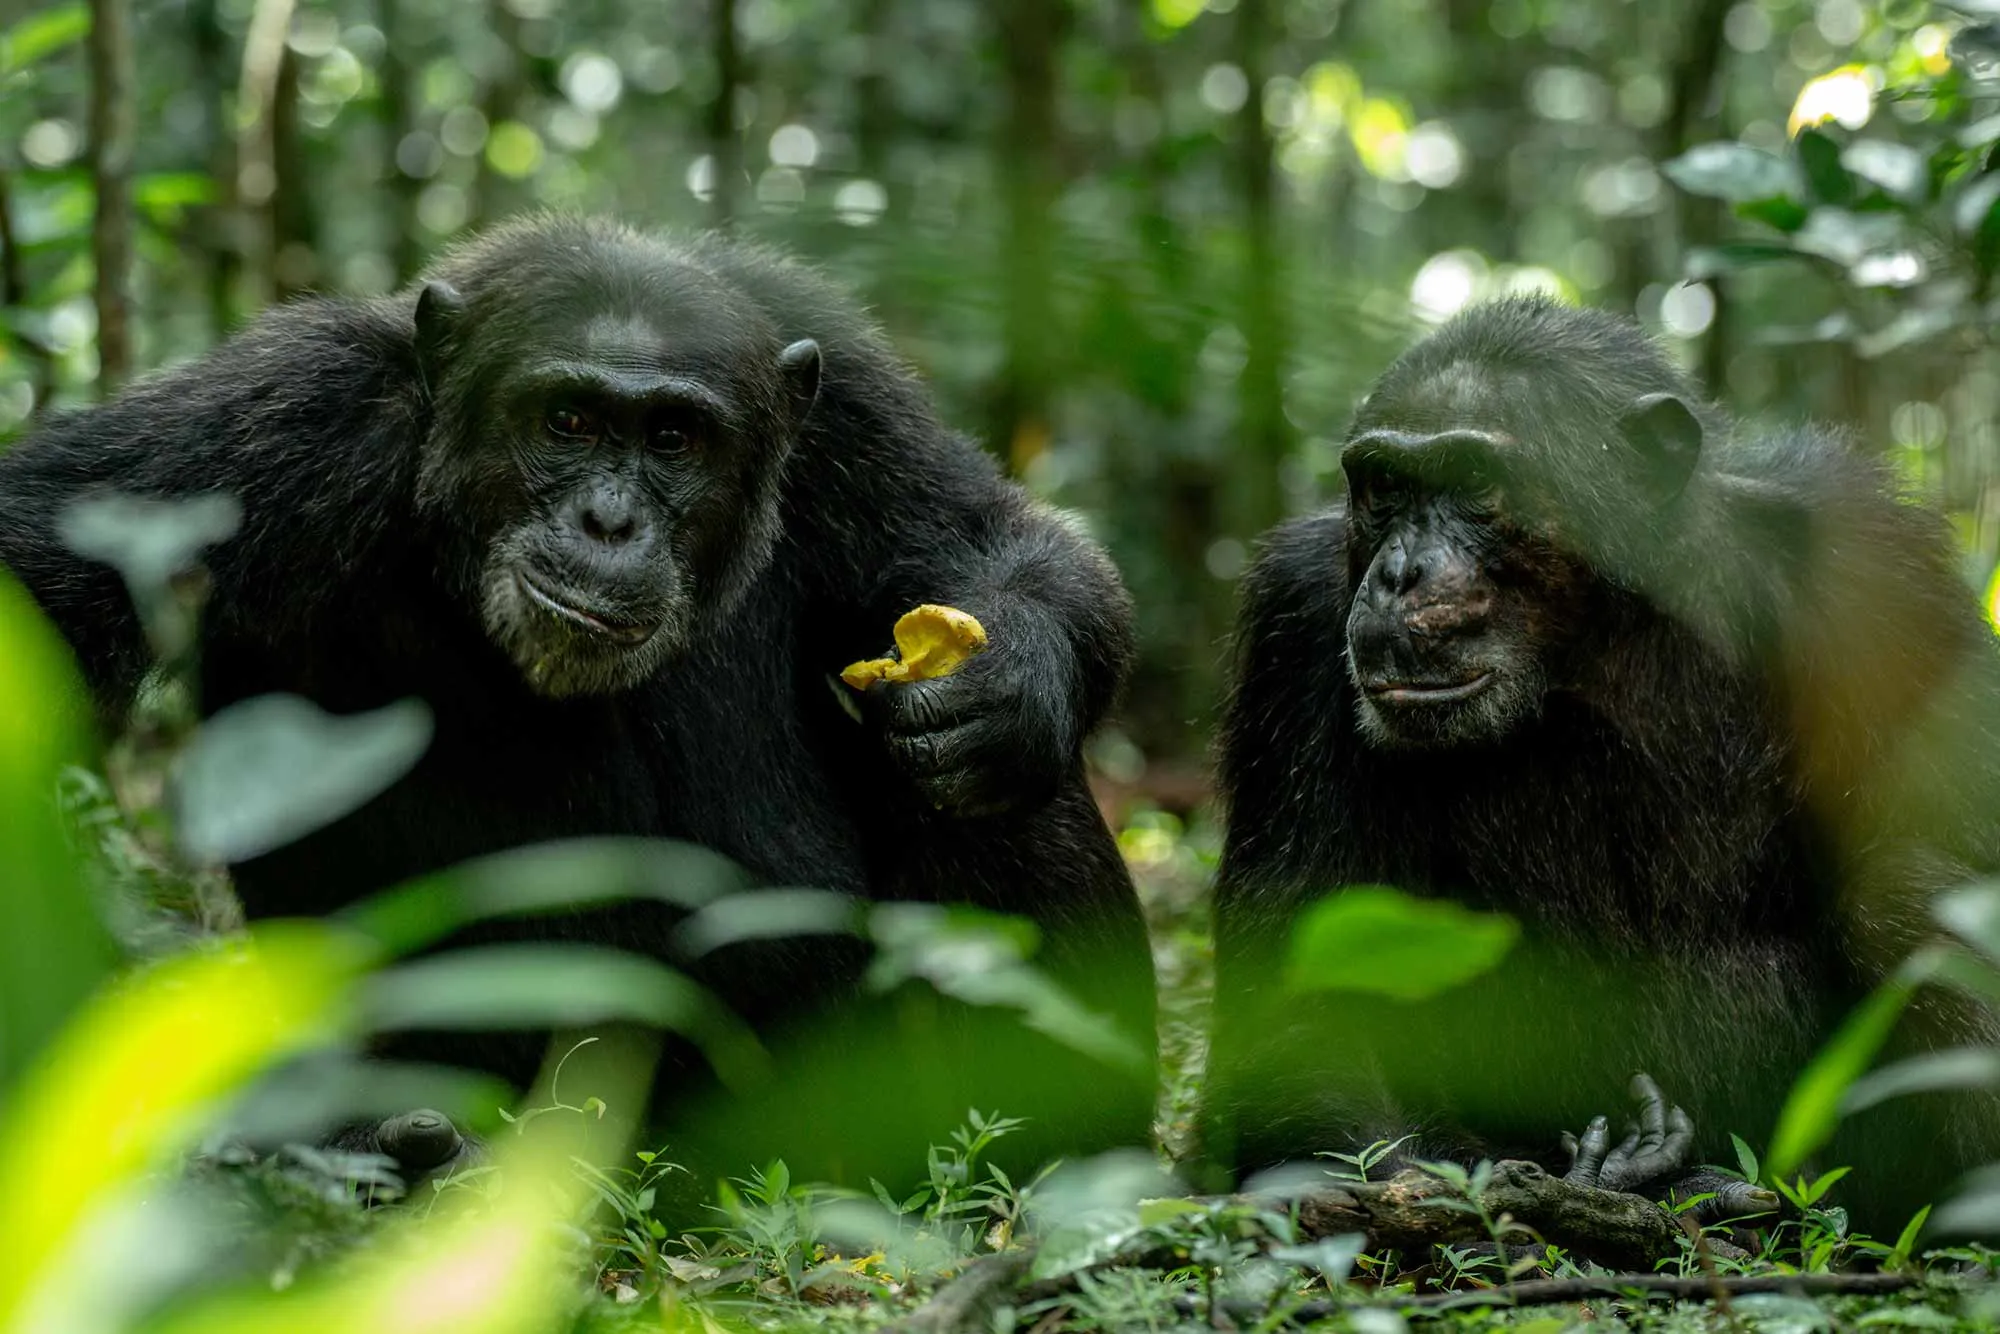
top-left (1562, 1072), bottom-right (1693, 1194)
top-left (855, 625), bottom-right (1075, 818)
top-left (1560, 1073), bottom-right (1780, 1223)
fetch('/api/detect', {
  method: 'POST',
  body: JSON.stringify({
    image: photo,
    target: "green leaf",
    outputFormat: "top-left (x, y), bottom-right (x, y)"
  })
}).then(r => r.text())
top-left (59, 492), bottom-right (241, 599)
top-left (866, 903), bottom-right (1149, 1076)
top-left (171, 693), bottom-right (432, 864)
top-left (1935, 881), bottom-right (2000, 963)
top-left (1842, 140), bottom-right (1929, 204)
top-left (1765, 950), bottom-right (1943, 1181)
top-left (1683, 242), bottom-right (1800, 281)
top-left (1843, 1046), bottom-right (2000, 1114)
top-left (0, 4), bottom-right (88, 76)
top-left (675, 888), bottom-right (862, 957)
top-left (1735, 195), bottom-right (1812, 232)
top-left (1284, 886), bottom-right (1518, 1001)
top-left (1731, 1132), bottom-right (1761, 1185)
top-left (346, 837), bottom-right (751, 957)
top-left (0, 571), bottom-right (110, 1089)
top-left (134, 172), bottom-right (219, 223)
top-left (362, 942), bottom-right (769, 1090)
top-left (1887, 1204), bottom-right (1933, 1272)
top-left (1662, 141), bottom-right (1802, 204)
top-left (1797, 129), bottom-right (1855, 206)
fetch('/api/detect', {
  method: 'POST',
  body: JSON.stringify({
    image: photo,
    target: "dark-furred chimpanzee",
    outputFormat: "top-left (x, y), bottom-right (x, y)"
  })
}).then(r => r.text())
top-left (1204, 296), bottom-right (2000, 1234)
top-left (0, 215), bottom-right (1156, 1191)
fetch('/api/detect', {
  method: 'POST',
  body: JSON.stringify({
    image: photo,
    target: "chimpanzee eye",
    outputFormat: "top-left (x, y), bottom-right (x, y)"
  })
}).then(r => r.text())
top-left (545, 404), bottom-right (600, 442)
top-left (648, 411), bottom-right (702, 455)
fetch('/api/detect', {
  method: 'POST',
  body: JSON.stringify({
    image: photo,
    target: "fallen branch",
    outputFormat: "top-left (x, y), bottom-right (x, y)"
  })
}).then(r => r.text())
top-left (1200, 1270), bottom-right (1916, 1323)
top-left (889, 1160), bottom-right (1793, 1334)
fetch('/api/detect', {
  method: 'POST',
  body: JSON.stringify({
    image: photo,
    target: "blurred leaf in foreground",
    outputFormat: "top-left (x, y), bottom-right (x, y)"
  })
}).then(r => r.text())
top-left (171, 694), bottom-right (432, 865)
top-left (1284, 885), bottom-right (1518, 1001)
top-left (0, 925), bottom-right (364, 1334)
top-left (0, 570), bottom-right (111, 1087)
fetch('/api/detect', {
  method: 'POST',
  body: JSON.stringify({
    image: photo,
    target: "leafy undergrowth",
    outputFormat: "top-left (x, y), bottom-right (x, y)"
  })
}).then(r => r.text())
top-left (79, 806), bottom-right (1990, 1334)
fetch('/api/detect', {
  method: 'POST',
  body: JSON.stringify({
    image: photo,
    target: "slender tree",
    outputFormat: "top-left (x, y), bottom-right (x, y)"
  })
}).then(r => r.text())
top-left (87, 0), bottom-right (136, 391)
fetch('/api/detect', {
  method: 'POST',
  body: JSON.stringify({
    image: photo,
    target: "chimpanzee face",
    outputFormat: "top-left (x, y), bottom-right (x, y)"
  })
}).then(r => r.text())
top-left (410, 247), bottom-right (820, 697)
top-left (1335, 304), bottom-right (1710, 750)
top-left (1339, 428), bottom-right (1584, 749)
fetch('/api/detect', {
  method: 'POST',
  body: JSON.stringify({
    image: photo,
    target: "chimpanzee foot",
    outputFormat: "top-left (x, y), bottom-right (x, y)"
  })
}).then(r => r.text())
top-left (1562, 1072), bottom-right (1693, 1193)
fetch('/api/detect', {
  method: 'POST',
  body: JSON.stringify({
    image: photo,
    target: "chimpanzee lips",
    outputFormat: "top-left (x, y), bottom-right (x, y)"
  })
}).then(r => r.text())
top-left (1361, 672), bottom-right (1494, 706)
top-left (516, 570), bottom-right (659, 647)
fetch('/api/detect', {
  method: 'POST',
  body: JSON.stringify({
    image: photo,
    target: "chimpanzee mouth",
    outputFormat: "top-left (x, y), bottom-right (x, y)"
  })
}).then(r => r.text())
top-left (516, 570), bottom-right (659, 647)
top-left (1362, 673), bottom-right (1495, 706)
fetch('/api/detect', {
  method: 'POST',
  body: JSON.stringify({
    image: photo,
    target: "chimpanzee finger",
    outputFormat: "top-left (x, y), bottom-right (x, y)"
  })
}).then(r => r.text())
top-left (1607, 1122), bottom-right (1643, 1174)
top-left (1630, 1073), bottom-right (1668, 1151)
top-left (868, 674), bottom-right (996, 736)
top-left (1563, 1114), bottom-right (1611, 1182)
top-left (886, 713), bottom-right (1016, 791)
top-left (1661, 1104), bottom-right (1694, 1165)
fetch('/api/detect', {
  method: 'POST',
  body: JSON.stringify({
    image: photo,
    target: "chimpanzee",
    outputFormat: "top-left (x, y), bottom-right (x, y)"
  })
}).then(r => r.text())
top-left (0, 215), bottom-right (1156, 1191)
top-left (1204, 296), bottom-right (2000, 1234)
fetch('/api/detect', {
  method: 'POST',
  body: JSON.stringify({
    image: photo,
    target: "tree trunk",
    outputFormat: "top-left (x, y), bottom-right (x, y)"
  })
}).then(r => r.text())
top-left (1229, 0), bottom-right (1288, 536)
top-left (88, 0), bottom-right (137, 392)
top-left (990, 0), bottom-right (1069, 474)
top-left (707, 0), bottom-right (743, 227)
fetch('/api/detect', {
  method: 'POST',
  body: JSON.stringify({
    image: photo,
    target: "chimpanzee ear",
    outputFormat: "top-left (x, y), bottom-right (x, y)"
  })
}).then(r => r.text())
top-left (414, 281), bottom-right (465, 391)
top-left (779, 338), bottom-right (822, 420)
top-left (1621, 391), bottom-right (1703, 503)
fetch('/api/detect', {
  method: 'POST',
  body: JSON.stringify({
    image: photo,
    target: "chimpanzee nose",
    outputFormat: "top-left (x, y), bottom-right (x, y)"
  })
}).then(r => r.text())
top-left (574, 488), bottom-right (640, 545)
top-left (1374, 538), bottom-right (1422, 596)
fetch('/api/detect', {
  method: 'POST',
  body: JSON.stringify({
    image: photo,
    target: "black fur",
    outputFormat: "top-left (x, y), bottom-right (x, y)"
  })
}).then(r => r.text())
top-left (0, 215), bottom-right (1156, 1188)
top-left (1205, 297), bottom-right (2000, 1232)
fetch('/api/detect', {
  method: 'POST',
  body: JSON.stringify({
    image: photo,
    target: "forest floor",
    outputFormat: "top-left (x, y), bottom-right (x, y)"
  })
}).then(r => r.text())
top-left (72, 792), bottom-right (2000, 1332)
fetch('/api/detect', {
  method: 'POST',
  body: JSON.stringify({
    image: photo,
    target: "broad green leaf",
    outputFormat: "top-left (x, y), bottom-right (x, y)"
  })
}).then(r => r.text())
top-left (1662, 142), bottom-right (1801, 204)
top-left (346, 837), bottom-right (752, 956)
top-left (0, 571), bottom-right (108, 1089)
top-left (59, 491), bottom-right (241, 599)
top-left (1842, 140), bottom-right (1928, 204)
top-left (0, 924), bottom-right (362, 1332)
top-left (675, 887), bottom-right (862, 957)
top-left (1284, 886), bottom-right (1518, 1001)
top-left (171, 694), bottom-right (432, 864)
top-left (0, 4), bottom-right (87, 76)
top-left (866, 903), bottom-right (1148, 1075)
top-left (1797, 129), bottom-right (1855, 206)
top-left (1931, 1165), bottom-right (2000, 1237)
top-left (1765, 949), bottom-right (1943, 1182)
top-left (1843, 1046), bottom-right (2000, 1114)
top-left (1736, 195), bottom-right (1812, 232)
top-left (361, 942), bottom-right (770, 1091)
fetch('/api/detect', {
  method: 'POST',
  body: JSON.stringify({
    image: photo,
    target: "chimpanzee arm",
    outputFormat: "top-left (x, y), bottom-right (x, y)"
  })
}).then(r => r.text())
top-left (0, 298), bottom-right (424, 714)
top-left (783, 414), bottom-right (1133, 813)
